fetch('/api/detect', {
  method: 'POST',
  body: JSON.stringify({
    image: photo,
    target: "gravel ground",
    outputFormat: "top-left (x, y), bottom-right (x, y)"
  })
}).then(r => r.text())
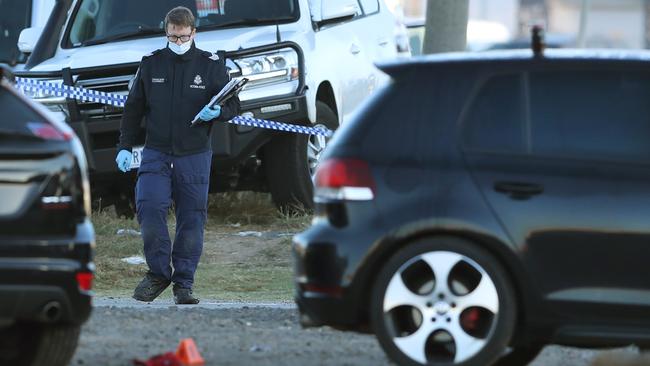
top-left (69, 299), bottom-right (644, 366)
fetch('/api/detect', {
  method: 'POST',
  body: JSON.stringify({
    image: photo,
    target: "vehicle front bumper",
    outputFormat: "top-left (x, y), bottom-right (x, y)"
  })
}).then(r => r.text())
top-left (211, 93), bottom-right (310, 163)
top-left (0, 219), bottom-right (94, 326)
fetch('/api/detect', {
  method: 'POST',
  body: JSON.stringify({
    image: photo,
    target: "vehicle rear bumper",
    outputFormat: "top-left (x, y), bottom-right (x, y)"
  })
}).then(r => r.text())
top-left (0, 220), bottom-right (94, 326)
top-left (292, 217), bottom-right (379, 331)
top-left (0, 284), bottom-right (91, 326)
top-left (294, 292), bottom-right (361, 330)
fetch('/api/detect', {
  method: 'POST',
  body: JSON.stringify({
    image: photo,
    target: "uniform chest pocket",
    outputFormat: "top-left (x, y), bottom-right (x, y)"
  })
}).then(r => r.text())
top-left (149, 77), bottom-right (168, 101)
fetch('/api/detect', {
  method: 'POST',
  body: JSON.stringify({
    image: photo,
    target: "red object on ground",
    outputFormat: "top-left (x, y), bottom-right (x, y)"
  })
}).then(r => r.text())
top-left (176, 338), bottom-right (206, 366)
top-left (133, 352), bottom-right (182, 366)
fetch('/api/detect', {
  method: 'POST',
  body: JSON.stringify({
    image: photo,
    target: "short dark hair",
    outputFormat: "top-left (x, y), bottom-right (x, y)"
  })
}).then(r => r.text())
top-left (164, 6), bottom-right (195, 30)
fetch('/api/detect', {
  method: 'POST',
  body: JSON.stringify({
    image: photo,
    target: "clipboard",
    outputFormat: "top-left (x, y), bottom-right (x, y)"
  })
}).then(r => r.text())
top-left (190, 77), bottom-right (248, 126)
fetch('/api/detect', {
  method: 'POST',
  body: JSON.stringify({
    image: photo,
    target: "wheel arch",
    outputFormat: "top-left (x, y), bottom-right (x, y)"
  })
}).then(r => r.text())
top-left (315, 81), bottom-right (338, 123)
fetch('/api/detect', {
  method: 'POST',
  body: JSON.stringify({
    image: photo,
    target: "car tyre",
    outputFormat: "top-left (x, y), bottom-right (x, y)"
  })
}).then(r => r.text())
top-left (0, 323), bottom-right (81, 366)
top-left (115, 196), bottom-right (136, 219)
top-left (264, 101), bottom-right (337, 212)
top-left (371, 236), bottom-right (516, 366)
top-left (114, 185), bottom-right (136, 219)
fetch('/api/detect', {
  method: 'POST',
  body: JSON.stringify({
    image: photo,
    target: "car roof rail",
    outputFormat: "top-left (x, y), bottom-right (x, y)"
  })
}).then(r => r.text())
top-left (532, 25), bottom-right (545, 57)
top-left (0, 64), bottom-right (15, 84)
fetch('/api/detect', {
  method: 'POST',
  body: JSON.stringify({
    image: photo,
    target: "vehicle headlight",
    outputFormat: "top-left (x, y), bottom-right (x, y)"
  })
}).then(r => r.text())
top-left (18, 78), bottom-right (68, 106)
top-left (20, 83), bottom-right (53, 99)
top-left (232, 48), bottom-right (299, 89)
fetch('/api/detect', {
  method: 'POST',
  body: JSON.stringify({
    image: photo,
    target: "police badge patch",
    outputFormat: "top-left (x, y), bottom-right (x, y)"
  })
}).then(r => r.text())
top-left (190, 74), bottom-right (206, 89)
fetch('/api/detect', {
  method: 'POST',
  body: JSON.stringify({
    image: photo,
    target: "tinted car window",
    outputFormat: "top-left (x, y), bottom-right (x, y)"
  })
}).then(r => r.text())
top-left (358, 0), bottom-right (379, 15)
top-left (67, 0), bottom-right (299, 46)
top-left (328, 72), bottom-right (475, 162)
top-left (358, 81), bottom-right (431, 161)
top-left (462, 74), bottom-right (526, 153)
top-left (0, 88), bottom-right (44, 132)
top-left (530, 70), bottom-right (650, 162)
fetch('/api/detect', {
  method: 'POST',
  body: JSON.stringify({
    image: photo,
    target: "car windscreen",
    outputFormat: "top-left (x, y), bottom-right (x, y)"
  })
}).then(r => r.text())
top-left (0, 0), bottom-right (32, 65)
top-left (67, 0), bottom-right (299, 47)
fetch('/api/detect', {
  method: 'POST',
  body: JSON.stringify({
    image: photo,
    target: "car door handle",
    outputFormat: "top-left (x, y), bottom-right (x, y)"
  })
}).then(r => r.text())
top-left (494, 181), bottom-right (543, 199)
top-left (378, 38), bottom-right (390, 46)
top-left (350, 44), bottom-right (361, 55)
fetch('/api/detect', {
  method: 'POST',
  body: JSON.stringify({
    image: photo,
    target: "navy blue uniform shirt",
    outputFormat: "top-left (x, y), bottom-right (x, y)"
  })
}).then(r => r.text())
top-left (118, 42), bottom-right (240, 156)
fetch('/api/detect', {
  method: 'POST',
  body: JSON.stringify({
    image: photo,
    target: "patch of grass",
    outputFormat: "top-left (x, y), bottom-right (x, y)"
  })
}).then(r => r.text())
top-left (94, 262), bottom-right (294, 301)
top-left (91, 210), bottom-right (146, 297)
top-left (91, 192), bottom-right (310, 301)
top-left (192, 264), bottom-right (294, 301)
top-left (207, 192), bottom-right (277, 225)
top-left (205, 192), bottom-right (311, 229)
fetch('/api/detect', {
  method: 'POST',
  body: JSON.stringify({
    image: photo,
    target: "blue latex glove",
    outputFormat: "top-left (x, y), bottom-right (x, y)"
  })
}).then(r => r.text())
top-left (115, 149), bottom-right (132, 172)
top-left (198, 105), bottom-right (221, 122)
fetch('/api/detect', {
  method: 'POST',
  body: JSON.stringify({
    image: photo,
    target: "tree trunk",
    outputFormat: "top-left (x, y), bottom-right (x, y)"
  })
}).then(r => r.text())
top-left (422, 0), bottom-right (470, 54)
top-left (645, 0), bottom-right (650, 48)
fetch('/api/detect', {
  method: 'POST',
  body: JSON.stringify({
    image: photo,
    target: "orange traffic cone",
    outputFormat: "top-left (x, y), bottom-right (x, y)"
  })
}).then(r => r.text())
top-left (175, 338), bottom-right (205, 366)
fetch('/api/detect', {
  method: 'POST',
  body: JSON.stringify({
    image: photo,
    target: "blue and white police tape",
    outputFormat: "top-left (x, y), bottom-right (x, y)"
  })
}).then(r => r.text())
top-left (14, 77), bottom-right (333, 138)
top-left (16, 77), bottom-right (128, 107)
top-left (229, 115), bottom-right (331, 137)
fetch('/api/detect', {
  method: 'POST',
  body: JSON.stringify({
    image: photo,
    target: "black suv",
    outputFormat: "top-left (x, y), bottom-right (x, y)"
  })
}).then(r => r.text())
top-left (293, 48), bottom-right (650, 366)
top-left (0, 66), bottom-right (94, 366)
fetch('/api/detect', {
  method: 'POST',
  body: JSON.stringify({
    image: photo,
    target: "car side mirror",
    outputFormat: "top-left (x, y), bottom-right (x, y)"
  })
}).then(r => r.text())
top-left (0, 64), bottom-right (15, 83)
top-left (17, 27), bottom-right (44, 54)
top-left (311, 0), bottom-right (359, 23)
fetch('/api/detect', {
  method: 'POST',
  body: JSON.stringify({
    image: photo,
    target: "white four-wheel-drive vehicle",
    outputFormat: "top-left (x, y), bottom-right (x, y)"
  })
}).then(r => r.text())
top-left (16, 0), bottom-right (406, 214)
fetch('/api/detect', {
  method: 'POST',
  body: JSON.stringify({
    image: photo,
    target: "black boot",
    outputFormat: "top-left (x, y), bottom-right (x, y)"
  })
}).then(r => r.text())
top-left (173, 285), bottom-right (200, 305)
top-left (133, 272), bottom-right (171, 302)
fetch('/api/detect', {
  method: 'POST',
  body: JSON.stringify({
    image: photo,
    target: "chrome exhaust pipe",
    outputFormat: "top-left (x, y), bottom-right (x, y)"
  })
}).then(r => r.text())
top-left (40, 301), bottom-right (62, 322)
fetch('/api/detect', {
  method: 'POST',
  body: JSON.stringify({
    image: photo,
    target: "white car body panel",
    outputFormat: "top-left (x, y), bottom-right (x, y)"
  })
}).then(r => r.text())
top-left (28, 0), bottom-right (404, 125)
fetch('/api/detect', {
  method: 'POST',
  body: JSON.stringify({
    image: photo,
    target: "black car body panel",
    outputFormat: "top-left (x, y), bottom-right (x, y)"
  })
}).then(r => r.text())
top-left (0, 66), bottom-right (94, 328)
top-left (294, 49), bottom-right (650, 351)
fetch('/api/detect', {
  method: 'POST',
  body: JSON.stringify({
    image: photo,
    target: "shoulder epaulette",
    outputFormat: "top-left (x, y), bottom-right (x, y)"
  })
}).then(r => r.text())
top-left (201, 50), bottom-right (220, 61)
top-left (202, 50), bottom-right (226, 62)
top-left (143, 48), bottom-right (163, 59)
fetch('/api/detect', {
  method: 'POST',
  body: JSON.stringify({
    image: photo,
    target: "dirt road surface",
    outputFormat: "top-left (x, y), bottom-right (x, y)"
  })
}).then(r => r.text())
top-left (69, 299), bottom-right (643, 366)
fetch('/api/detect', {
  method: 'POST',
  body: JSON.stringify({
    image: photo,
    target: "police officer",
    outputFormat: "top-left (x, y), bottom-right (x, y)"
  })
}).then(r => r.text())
top-left (115, 6), bottom-right (240, 304)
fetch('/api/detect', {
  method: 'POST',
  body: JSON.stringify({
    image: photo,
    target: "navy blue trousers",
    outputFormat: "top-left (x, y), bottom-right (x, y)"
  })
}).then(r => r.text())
top-left (135, 148), bottom-right (211, 288)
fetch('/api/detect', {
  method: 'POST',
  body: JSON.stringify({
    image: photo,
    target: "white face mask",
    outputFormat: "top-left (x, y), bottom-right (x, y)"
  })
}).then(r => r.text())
top-left (168, 40), bottom-right (192, 55)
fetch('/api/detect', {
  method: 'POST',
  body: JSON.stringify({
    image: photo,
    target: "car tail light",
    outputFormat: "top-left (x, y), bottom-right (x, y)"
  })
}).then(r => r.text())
top-left (76, 272), bottom-right (93, 292)
top-left (315, 158), bottom-right (375, 201)
top-left (26, 122), bottom-right (73, 141)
